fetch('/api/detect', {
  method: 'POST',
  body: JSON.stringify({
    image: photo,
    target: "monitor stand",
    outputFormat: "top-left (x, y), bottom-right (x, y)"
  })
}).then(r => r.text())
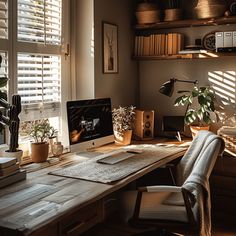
top-left (176, 132), bottom-right (182, 142)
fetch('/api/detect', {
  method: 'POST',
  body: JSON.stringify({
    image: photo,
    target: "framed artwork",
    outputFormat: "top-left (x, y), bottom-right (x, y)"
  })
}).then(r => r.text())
top-left (102, 22), bottom-right (118, 74)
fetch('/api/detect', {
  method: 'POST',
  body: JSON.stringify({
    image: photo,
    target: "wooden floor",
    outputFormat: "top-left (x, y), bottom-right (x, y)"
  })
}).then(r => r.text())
top-left (82, 218), bottom-right (236, 236)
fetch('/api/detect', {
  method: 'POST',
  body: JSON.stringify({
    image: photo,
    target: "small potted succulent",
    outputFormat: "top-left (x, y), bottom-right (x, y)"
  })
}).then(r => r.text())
top-left (112, 106), bottom-right (136, 145)
top-left (0, 55), bottom-right (22, 162)
top-left (174, 86), bottom-right (218, 137)
top-left (28, 119), bottom-right (57, 162)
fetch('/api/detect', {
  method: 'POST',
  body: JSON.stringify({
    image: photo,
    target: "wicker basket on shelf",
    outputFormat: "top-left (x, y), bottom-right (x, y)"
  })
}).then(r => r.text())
top-left (195, 0), bottom-right (226, 19)
top-left (164, 8), bottom-right (182, 21)
top-left (135, 1), bottom-right (160, 24)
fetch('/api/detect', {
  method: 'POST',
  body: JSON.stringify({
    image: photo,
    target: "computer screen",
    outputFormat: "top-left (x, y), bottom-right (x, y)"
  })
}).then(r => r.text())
top-left (162, 116), bottom-right (185, 132)
top-left (66, 98), bottom-right (114, 153)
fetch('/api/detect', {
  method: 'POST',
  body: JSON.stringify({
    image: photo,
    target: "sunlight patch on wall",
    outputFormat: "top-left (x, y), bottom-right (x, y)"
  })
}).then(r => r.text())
top-left (208, 71), bottom-right (236, 104)
top-left (90, 25), bottom-right (94, 58)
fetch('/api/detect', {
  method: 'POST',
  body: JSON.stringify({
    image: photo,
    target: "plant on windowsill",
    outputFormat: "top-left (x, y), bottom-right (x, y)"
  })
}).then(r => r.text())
top-left (112, 106), bottom-right (136, 145)
top-left (174, 86), bottom-right (219, 137)
top-left (0, 55), bottom-right (22, 162)
top-left (28, 119), bottom-right (58, 163)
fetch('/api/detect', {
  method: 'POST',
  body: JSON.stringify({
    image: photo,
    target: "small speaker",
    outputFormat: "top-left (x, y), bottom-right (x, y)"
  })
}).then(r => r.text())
top-left (133, 110), bottom-right (154, 140)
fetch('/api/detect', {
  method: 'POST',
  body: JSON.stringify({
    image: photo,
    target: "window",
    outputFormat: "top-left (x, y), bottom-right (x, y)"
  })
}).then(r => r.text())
top-left (0, 0), bottom-right (70, 147)
top-left (0, 0), bottom-right (8, 39)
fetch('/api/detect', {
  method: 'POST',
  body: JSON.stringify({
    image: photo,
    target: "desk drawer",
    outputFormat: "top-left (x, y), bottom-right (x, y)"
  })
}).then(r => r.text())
top-left (60, 201), bottom-right (103, 236)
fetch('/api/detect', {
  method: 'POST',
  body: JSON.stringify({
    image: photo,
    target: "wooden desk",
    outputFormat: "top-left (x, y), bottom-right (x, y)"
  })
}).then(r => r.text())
top-left (0, 140), bottom-right (186, 236)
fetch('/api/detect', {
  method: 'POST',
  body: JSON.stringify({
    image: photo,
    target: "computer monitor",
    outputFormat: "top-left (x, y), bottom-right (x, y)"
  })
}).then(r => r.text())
top-left (66, 98), bottom-right (114, 153)
top-left (162, 116), bottom-right (185, 141)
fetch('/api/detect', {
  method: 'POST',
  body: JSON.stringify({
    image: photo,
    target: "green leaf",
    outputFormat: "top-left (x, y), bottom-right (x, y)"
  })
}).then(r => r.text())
top-left (174, 95), bottom-right (187, 106)
top-left (0, 91), bottom-right (7, 100)
top-left (185, 110), bottom-right (197, 125)
top-left (203, 112), bottom-right (211, 124)
top-left (192, 87), bottom-right (199, 97)
top-left (0, 77), bottom-right (8, 87)
top-left (198, 95), bottom-right (206, 106)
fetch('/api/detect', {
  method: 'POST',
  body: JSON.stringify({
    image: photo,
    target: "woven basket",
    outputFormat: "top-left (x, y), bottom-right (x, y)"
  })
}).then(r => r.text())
top-left (135, 2), bottom-right (160, 24)
top-left (195, 0), bottom-right (226, 19)
top-left (164, 8), bottom-right (182, 21)
top-left (195, 4), bottom-right (225, 19)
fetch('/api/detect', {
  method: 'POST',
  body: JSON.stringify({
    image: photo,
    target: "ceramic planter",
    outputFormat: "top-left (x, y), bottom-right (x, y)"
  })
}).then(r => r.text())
top-left (114, 130), bottom-right (132, 146)
top-left (31, 142), bottom-right (49, 163)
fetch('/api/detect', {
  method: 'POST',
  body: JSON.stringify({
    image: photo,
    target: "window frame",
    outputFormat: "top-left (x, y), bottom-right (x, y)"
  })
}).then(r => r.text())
top-left (0, 0), bottom-right (70, 147)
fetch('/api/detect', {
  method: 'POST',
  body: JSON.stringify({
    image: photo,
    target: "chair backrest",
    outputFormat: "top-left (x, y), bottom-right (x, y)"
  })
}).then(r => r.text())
top-left (176, 130), bottom-right (223, 186)
top-left (181, 131), bottom-right (225, 235)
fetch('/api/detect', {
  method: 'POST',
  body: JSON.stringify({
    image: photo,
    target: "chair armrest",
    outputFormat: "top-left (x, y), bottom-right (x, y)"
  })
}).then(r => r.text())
top-left (138, 185), bottom-right (182, 193)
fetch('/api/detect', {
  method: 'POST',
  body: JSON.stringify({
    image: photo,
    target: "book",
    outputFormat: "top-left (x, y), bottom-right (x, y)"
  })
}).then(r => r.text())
top-left (161, 34), bottom-right (166, 55)
top-left (0, 169), bottom-right (26, 189)
top-left (0, 157), bottom-right (17, 169)
top-left (0, 163), bottom-right (20, 177)
top-left (167, 33), bottom-right (173, 55)
top-left (172, 33), bottom-right (178, 55)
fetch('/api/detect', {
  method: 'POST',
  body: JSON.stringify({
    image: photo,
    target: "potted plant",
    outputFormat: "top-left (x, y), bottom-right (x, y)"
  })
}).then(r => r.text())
top-left (112, 106), bottom-right (136, 145)
top-left (0, 55), bottom-right (22, 162)
top-left (174, 86), bottom-right (218, 137)
top-left (28, 119), bottom-right (56, 163)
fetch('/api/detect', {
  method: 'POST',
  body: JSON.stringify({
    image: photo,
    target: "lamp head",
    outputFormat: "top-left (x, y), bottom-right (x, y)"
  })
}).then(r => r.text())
top-left (159, 78), bottom-right (175, 97)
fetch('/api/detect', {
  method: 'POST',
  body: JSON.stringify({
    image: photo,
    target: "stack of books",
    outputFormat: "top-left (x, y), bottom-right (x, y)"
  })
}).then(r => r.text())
top-left (134, 33), bottom-right (184, 56)
top-left (0, 157), bottom-right (26, 188)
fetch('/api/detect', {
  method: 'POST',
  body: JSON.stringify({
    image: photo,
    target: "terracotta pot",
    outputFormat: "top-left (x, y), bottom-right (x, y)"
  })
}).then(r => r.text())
top-left (31, 142), bottom-right (49, 163)
top-left (190, 125), bottom-right (210, 138)
top-left (114, 130), bottom-right (132, 146)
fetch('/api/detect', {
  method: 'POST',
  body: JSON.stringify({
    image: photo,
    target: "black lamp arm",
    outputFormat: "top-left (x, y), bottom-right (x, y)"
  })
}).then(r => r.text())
top-left (173, 78), bottom-right (198, 85)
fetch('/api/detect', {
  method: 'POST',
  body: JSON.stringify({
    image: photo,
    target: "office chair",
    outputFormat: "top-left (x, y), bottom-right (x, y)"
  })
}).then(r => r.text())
top-left (119, 130), bottom-right (225, 236)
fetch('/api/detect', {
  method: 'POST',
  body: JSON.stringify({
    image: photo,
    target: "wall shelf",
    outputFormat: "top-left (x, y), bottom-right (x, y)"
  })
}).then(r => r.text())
top-left (133, 52), bottom-right (236, 60)
top-left (134, 16), bottom-right (236, 31)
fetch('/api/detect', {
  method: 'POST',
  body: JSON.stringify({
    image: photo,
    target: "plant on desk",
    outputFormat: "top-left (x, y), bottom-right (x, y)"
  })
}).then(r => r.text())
top-left (28, 119), bottom-right (57, 163)
top-left (112, 106), bottom-right (135, 145)
top-left (174, 86), bottom-right (219, 137)
top-left (0, 55), bottom-right (22, 162)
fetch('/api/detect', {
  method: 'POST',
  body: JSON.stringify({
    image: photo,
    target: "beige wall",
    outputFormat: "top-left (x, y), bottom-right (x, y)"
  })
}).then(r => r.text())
top-left (139, 51), bottom-right (236, 136)
top-left (70, 0), bottom-right (95, 100)
top-left (71, 0), bottom-right (138, 108)
top-left (94, 0), bottom-right (138, 108)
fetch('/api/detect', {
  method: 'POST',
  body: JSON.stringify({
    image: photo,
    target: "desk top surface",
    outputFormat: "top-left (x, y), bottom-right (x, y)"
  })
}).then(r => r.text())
top-left (0, 139), bottom-right (187, 235)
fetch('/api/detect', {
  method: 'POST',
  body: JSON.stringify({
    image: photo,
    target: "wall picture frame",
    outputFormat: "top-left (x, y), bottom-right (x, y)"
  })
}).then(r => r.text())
top-left (102, 22), bottom-right (118, 74)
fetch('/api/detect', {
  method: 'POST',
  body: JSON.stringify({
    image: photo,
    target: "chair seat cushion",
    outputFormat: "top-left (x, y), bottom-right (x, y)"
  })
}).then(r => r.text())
top-left (119, 190), bottom-right (188, 223)
top-left (162, 192), bottom-right (185, 206)
top-left (139, 191), bottom-right (188, 222)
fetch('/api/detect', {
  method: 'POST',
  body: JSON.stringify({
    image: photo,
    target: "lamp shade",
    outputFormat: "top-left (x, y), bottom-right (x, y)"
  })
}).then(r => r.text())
top-left (159, 79), bottom-right (175, 97)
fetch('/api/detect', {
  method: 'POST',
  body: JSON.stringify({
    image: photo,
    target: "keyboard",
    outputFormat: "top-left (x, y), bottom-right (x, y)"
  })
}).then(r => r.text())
top-left (97, 151), bottom-right (135, 164)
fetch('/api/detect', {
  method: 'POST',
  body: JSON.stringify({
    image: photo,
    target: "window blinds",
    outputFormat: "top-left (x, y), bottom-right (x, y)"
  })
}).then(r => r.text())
top-left (17, 0), bottom-right (62, 120)
top-left (18, 0), bottom-right (62, 45)
top-left (18, 53), bottom-right (61, 106)
top-left (0, 0), bottom-right (8, 39)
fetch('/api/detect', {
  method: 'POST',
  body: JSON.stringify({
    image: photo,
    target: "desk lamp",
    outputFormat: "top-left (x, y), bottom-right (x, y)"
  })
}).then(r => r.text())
top-left (159, 78), bottom-right (198, 141)
top-left (159, 78), bottom-right (198, 97)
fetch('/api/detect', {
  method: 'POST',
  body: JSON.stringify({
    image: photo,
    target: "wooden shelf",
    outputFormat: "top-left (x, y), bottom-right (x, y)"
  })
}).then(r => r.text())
top-left (133, 52), bottom-right (236, 60)
top-left (135, 16), bottom-right (236, 31)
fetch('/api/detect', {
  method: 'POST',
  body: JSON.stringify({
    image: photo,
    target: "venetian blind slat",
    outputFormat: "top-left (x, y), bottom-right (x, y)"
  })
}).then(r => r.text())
top-left (17, 0), bottom-right (61, 45)
top-left (17, 53), bottom-right (61, 106)
top-left (0, 0), bottom-right (7, 39)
